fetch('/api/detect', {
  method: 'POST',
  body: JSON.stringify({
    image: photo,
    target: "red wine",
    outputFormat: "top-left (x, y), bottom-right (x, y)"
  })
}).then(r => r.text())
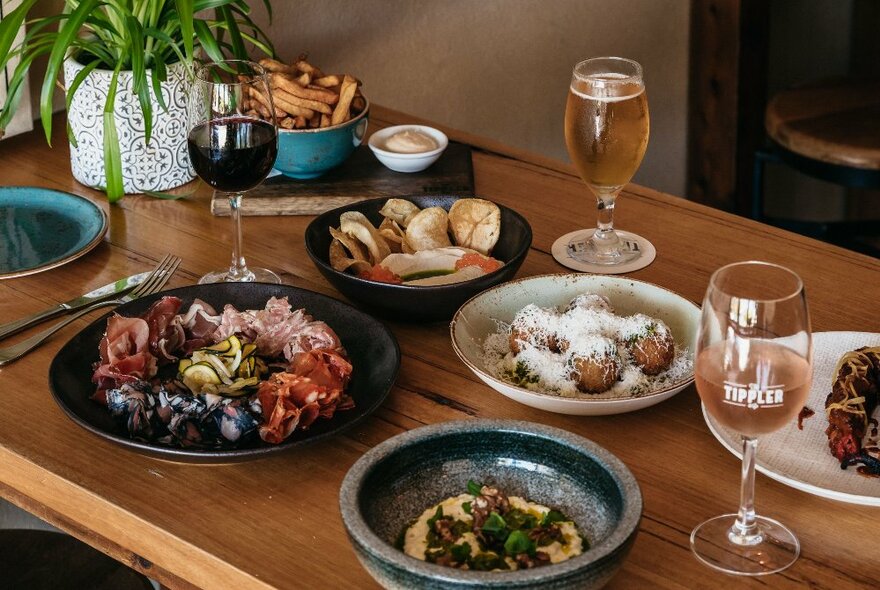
top-left (187, 117), bottom-right (277, 193)
top-left (696, 341), bottom-right (812, 437)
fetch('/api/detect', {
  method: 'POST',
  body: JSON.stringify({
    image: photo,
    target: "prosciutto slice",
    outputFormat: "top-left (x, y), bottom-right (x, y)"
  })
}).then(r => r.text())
top-left (93, 314), bottom-right (157, 395)
top-left (141, 296), bottom-right (183, 363)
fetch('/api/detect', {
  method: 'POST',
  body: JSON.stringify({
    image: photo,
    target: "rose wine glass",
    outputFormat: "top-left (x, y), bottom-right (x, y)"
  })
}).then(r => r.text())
top-left (692, 261), bottom-right (812, 575)
top-left (187, 60), bottom-right (280, 284)
top-left (563, 56), bottom-right (650, 265)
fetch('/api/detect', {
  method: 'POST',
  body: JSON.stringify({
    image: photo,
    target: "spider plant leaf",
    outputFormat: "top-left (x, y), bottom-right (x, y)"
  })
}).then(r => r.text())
top-left (103, 65), bottom-right (124, 202)
top-left (194, 19), bottom-right (225, 62)
top-left (40, 0), bottom-right (102, 144)
top-left (144, 26), bottom-right (186, 65)
top-left (0, 0), bottom-right (40, 72)
top-left (149, 54), bottom-right (169, 112)
top-left (218, 5), bottom-right (245, 58)
top-left (126, 16), bottom-right (153, 144)
top-left (174, 0), bottom-right (195, 62)
top-left (0, 49), bottom-right (45, 131)
top-left (64, 59), bottom-right (100, 146)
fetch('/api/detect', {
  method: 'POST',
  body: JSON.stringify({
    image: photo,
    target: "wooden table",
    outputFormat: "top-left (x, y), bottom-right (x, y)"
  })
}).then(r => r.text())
top-left (1, 106), bottom-right (878, 589)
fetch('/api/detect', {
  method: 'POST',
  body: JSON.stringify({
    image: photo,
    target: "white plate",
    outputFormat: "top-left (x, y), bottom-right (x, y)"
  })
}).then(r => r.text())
top-left (704, 331), bottom-right (880, 506)
top-left (450, 274), bottom-right (700, 416)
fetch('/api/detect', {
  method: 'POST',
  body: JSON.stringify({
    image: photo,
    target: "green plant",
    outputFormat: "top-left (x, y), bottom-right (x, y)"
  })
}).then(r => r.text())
top-left (0, 0), bottom-right (273, 201)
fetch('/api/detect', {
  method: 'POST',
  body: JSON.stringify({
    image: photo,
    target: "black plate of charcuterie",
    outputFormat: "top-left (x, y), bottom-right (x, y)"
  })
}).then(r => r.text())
top-left (48, 283), bottom-right (400, 463)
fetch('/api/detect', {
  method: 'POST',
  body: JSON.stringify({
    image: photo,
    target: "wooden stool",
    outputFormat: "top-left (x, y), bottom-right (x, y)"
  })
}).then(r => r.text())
top-left (0, 529), bottom-right (154, 590)
top-left (752, 78), bottom-right (880, 254)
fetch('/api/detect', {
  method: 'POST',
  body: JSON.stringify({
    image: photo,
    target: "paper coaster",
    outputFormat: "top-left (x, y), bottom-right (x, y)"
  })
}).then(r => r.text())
top-left (551, 229), bottom-right (656, 274)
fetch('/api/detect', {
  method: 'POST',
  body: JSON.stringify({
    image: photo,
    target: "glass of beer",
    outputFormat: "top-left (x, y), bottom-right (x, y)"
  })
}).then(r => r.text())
top-left (691, 261), bottom-right (812, 576)
top-left (564, 57), bottom-right (649, 265)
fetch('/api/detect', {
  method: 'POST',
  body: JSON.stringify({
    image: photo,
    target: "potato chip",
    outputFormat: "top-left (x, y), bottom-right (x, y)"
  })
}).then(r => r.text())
top-left (379, 218), bottom-right (406, 253)
top-left (448, 198), bottom-right (501, 255)
top-left (379, 198), bottom-right (421, 228)
top-left (405, 207), bottom-right (452, 252)
top-left (330, 239), bottom-right (372, 274)
top-left (329, 226), bottom-right (370, 262)
top-left (339, 211), bottom-right (391, 264)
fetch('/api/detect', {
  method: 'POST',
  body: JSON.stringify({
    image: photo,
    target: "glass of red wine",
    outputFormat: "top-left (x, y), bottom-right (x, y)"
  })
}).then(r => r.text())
top-left (691, 261), bottom-right (812, 575)
top-left (187, 60), bottom-right (280, 284)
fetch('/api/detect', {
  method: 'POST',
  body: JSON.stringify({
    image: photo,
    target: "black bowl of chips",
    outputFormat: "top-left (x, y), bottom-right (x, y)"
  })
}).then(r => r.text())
top-left (304, 195), bottom-right (532, 322)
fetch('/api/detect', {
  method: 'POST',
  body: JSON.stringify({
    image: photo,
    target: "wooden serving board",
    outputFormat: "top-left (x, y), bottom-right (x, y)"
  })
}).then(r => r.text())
top-left (210, 141), bottom-right (474, 216)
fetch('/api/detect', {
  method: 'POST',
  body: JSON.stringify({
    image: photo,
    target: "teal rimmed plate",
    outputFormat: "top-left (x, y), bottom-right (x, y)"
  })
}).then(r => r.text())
top-left (0, 187), bottom-right (107, 279)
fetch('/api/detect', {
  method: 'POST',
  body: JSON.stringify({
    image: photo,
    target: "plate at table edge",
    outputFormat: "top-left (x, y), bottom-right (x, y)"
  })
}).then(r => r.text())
top-left (703, 330), bottom-right (880, 506)
top-left (450, 273), bottom-right (701, 416)
top-left (0, 187), bottom-right (108, 280)
top-left (48, 282), bottom-right (400, 463)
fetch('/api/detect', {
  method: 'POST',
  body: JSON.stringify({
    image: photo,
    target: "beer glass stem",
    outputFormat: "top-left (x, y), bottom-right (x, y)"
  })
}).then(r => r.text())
top-left (730, 436), bottom-right (761, 545)
top-left (226, 192), bottom-right (255, 282)
top-left (595, 190), bottom-right (618, 238)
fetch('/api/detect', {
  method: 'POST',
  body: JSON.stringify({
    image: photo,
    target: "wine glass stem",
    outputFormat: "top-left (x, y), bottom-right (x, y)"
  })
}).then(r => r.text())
top-left (226, 192), bottom-right (251, 281)
top-left (731, 436), bottom-right (761, 545)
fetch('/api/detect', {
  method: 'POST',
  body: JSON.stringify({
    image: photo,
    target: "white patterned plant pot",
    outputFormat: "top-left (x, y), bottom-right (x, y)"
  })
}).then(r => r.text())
top-left (64, 57), bottom-right (195, 194)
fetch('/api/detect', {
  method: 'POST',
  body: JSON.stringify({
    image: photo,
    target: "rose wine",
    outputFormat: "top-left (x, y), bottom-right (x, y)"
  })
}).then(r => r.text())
top-left (187, 117), bottom-right (277, 193)
top-left (696, 340), bottom-right (812, 437)
top-left (564, 74), bottom-right (649, 191)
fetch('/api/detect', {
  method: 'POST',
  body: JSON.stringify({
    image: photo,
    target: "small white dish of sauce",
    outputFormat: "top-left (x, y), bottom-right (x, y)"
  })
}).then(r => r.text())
top-left (368, 124), bottom-right (448, 173)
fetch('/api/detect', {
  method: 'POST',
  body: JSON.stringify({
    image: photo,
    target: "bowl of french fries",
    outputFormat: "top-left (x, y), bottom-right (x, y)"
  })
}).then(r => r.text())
top-left (255, 56), bottom-right (368, 179)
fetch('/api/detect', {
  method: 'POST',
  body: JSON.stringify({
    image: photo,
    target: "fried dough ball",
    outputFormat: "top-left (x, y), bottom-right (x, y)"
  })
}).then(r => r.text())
top-left (570, 353), bottom-right (619, 393)
top-left (565, 293), bottom-right (613, 314)
top-left (567, 336), bottom-right (619, 393)
top-left (508, 305), bottom-right (559, 354)
top-left (623, 318), bottom-right (675, 375)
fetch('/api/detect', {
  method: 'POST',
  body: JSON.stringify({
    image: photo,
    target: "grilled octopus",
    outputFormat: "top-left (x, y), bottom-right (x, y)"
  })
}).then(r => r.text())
top-left (824, 346), bottom-right (880, 475)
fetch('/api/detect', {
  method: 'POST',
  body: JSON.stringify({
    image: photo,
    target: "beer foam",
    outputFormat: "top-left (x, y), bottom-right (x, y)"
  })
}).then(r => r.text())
top-left (570, 73), bottom-right (644, 102)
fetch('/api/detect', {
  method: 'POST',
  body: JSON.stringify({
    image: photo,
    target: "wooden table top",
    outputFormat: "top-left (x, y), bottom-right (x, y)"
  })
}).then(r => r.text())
top-left (1, 106), bottom-right (879, 590)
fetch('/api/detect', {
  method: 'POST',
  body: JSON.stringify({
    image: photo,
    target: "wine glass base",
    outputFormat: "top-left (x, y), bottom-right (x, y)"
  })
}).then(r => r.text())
top-left (690, 514), bottom-right (800, 576)
top-left (198, 267), bottom-right (281, 284)
top-left (551, 229), bottom-right (656, 274)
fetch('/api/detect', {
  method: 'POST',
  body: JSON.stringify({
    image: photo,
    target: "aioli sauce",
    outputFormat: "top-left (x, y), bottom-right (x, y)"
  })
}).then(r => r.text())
top-left (384, 129), bottom-right (438, 153)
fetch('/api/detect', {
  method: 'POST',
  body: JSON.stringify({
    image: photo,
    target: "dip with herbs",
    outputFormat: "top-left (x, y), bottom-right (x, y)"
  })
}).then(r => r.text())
top-left (400, 481), bottom-right (584, 571)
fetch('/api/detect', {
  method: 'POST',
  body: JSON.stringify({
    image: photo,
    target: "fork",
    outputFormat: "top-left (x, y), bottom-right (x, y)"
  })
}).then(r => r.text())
top-left (0, 254), bottom-right (181, 366)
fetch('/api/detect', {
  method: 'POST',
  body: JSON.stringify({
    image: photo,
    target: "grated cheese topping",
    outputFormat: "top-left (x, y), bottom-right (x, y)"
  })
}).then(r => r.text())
top-left (481, 294), bottom-right (692, 398)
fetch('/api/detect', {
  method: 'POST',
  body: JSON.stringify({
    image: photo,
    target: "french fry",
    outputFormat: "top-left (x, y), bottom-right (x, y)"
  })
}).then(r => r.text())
top-left (294, 59), bottom-right (323, 78)
top-left (294, 72), bottom-right (311, 86)
top-left (270, 73), bottom-right (338, 105)
top-left (245, 109), bottom-right (260, 118)
top-left (331, 75), bottom-right (357, 126)
top-left (253, 55), bottom-right (364, 131)
top-left (259, 58), bottom-right (296, 74)
top-left (272, 86), bottom-right (333, 115)
top-left (312, 75), bottom-right (341, 88)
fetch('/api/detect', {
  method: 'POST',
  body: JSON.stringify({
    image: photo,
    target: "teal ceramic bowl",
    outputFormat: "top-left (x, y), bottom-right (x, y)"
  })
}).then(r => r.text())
top-left (274, 101), bottom-right (370, 179)
top-left (339, 420), bottom-right (642, 589)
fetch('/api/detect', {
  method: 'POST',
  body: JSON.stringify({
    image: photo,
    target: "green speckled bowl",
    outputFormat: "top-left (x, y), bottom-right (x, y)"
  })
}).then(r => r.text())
top-left (339, 420), bottom-right (641, 589)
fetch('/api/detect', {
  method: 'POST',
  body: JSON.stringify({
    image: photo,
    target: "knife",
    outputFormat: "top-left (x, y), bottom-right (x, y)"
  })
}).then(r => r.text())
top-left (0, 271), bottom-right (149, 341)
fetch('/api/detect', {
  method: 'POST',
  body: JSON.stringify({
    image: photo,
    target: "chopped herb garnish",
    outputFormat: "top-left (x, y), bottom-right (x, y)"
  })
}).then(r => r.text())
top-left (467, 480), bottom-right (483, 496)
top-left (470, 552), bottom-right (510, 571)
top-left (450, 542), bottom-right (471, 563)
top-left (427, 505), bottom-right (444, 528)
top-left (505, 508), bottom-right (538, 530)
top-left (481, 511), bottom-right (507, 535)
top-left (504, 529), bottom-right (535, 556)
top-left (507, 361), bottom-right (540, 385)
top-left (452, 520), bottom-right (471, 538)
top-left (540, 510), bottom-right (568, 527)
top-left (462, 501), bottom-right (472, 514)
